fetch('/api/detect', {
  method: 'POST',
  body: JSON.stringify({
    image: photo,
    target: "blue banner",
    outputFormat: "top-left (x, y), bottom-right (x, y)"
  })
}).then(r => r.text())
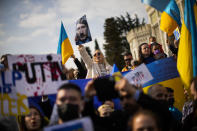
top-left (28, 57), bottom-right (183, 115)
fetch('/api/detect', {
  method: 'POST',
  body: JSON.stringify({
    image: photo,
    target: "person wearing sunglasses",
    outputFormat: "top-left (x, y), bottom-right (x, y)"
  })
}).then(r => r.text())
top-left (122, 52), bottom-right (133, 72)
top-left (78, 44), bottom-right (112, 78)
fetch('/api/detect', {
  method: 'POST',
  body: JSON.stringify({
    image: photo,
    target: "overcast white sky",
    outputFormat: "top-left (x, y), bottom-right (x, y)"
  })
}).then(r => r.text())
top-left (0, 0), bottom-right (148, 69)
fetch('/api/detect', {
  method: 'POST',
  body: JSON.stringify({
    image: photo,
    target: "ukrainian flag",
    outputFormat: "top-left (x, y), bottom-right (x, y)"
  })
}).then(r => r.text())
top-left (111, 64), bottom-right (122, 81)
top-left (160, 0), bottom-right (181, 36)
top-left (141, 0), bottom-right (170, 12)
top-left (57, 22), bottom-right (73, 64)
top-left (177, 0), bottom-right (197, 88)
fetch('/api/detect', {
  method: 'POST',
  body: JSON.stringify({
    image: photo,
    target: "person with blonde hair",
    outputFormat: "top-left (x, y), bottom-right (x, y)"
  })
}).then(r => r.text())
top-left (78, 45), bottom-right (112, 78)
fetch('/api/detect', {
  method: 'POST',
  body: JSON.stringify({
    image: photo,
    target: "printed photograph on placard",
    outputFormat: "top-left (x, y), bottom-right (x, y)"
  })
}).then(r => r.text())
top-left (75, 15), bottom-right (92, 45)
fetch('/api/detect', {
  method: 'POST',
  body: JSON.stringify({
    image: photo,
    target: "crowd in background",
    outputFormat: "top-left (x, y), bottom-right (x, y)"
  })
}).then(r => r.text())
top-left (1, 35), bottom-right (197, 131)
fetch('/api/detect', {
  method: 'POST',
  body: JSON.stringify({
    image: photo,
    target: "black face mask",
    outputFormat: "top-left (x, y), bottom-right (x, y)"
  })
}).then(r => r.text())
top-left (168, 98), bottom-right (175, 107)
top-left (157, 100), bottom-right (169, 108)
top-left (57, 103), bottom-right (79, 122)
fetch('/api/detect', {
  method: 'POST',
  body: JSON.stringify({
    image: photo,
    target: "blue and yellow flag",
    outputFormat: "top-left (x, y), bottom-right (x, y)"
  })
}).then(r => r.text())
top-left (177, 0), bottom-right (197, 88)
top-left (160, 0), bottom-right (181, 36)
top-left (111, 64), bottom-right (119, 75)
top-left (141, 0), bottom-right (170, 12)
top-left (111, 64), bottom-right (122, 81)
top-left (141, 0), bottom-right (181, 36)
top-left (57, 22), bottom-right (73, 64)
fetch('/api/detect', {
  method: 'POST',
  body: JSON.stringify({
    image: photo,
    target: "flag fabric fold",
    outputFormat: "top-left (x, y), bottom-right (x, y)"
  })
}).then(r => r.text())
top-left (160, 0), bottom-right (181, 36)
top-left (141, 0), bottom-right (170, 12)
top-left (57, 22), bottom-right (73, 64)
top-left (177, 0), bottom-right (197, 88)
top-left (141, 0), bottom-right (181, 36)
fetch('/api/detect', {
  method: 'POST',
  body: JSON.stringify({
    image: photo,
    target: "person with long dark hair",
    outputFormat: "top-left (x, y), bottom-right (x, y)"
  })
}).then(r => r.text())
top-left (18, 106), bottom-right (48, 131)
top-left (138, 43), bottom-right (155, 64)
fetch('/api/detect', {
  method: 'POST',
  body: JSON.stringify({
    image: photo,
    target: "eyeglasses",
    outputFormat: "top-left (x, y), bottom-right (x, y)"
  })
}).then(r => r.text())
top-left (94, 52), bottom-right (101, 57)
top-left (26, 112), bottom-right (40, 117)
top-left (119, 94), bottom-right (132, 101)
top-left (124, 58), bottom-right (131, 62)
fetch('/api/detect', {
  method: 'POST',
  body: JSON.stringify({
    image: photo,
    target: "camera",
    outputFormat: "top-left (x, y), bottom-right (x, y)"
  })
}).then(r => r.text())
top-left (93, 76), bottom-right (119, 102)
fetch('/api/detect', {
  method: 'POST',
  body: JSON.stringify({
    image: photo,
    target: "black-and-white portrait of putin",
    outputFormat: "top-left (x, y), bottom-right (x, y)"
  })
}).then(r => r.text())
top-left (75, 15), bottom-right (92, 45)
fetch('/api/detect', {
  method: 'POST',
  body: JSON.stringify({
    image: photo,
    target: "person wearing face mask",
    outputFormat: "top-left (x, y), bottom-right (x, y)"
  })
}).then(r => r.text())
top-left (150, 42), bottom-right (167, 60)
top-left (149, 36), bottom-right (164, 53)
top-left (166, 87), bottom-right (182, 122)
top-left (147, 84), bottom-right (182, 131)
top-left (78, 44), bottom-right (112, 78)
top-left (49, 83), bottom-right (108, 131)
top-left (147, 84), bottom-right (169, 107)
top-left (50, 83), bottom-right (84, 125)
top-left (138, 43), bottom-right (155, 64)
top-left (84, 78), bottom-right (178, 131)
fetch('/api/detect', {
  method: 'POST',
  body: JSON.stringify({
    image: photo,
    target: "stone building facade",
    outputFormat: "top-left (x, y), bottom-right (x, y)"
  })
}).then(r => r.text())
top-left (126, 0), bottom-right (184, 60)
top-left (126, 24), bottom-right (152, 60)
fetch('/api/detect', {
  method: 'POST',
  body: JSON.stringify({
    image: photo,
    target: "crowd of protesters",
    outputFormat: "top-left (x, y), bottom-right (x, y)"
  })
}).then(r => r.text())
top-left (1, 35), bottom-right (197, 131)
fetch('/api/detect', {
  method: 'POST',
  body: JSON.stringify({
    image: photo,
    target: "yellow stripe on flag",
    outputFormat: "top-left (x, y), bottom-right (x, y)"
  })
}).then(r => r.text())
top-left (61, 38), bottom-right (73, 64)
top-left (143, 77), bottom-right (185, 111)
top-left (195, 3), bottom-right (197, 25)
top-left (177, 20), bottom-right (193, 88)
top-left (160, 12), bottom-right (179, 36)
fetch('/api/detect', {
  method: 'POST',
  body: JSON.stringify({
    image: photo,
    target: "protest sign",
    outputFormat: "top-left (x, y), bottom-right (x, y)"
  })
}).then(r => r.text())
top-left (44, 117), bottom-right (94, 131)
top-left (75, 15), bottom-right (92, 45)
top-left (124, 63), bottom-right (153, 85)
top-left (28, 57), bottom-right (184, 112)
top-left (7, 54), bottom-right (68, 97)
top-left (0, 71), bottom-right (29, 116)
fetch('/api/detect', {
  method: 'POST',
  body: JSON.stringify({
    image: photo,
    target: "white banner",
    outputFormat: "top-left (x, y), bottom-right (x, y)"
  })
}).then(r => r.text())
top-left (7, 54), bottom-right (68, 97)
top-left (125, 63), bottom-right (153, 85)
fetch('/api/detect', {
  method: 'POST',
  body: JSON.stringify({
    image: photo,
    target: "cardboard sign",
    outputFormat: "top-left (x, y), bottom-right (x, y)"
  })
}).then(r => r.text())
top-left (44, 117), bottom-right (94, 131)
top-left (7, 54), bottom-right (68, 97)
top-left (0, 71), bottom-right (29, 116)
top-left (75, 15), bottom-right (92, 45)
top-left (8, 54), bottom-right (62, 70)
top-left (124, 63), bottom-right (153, 85)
